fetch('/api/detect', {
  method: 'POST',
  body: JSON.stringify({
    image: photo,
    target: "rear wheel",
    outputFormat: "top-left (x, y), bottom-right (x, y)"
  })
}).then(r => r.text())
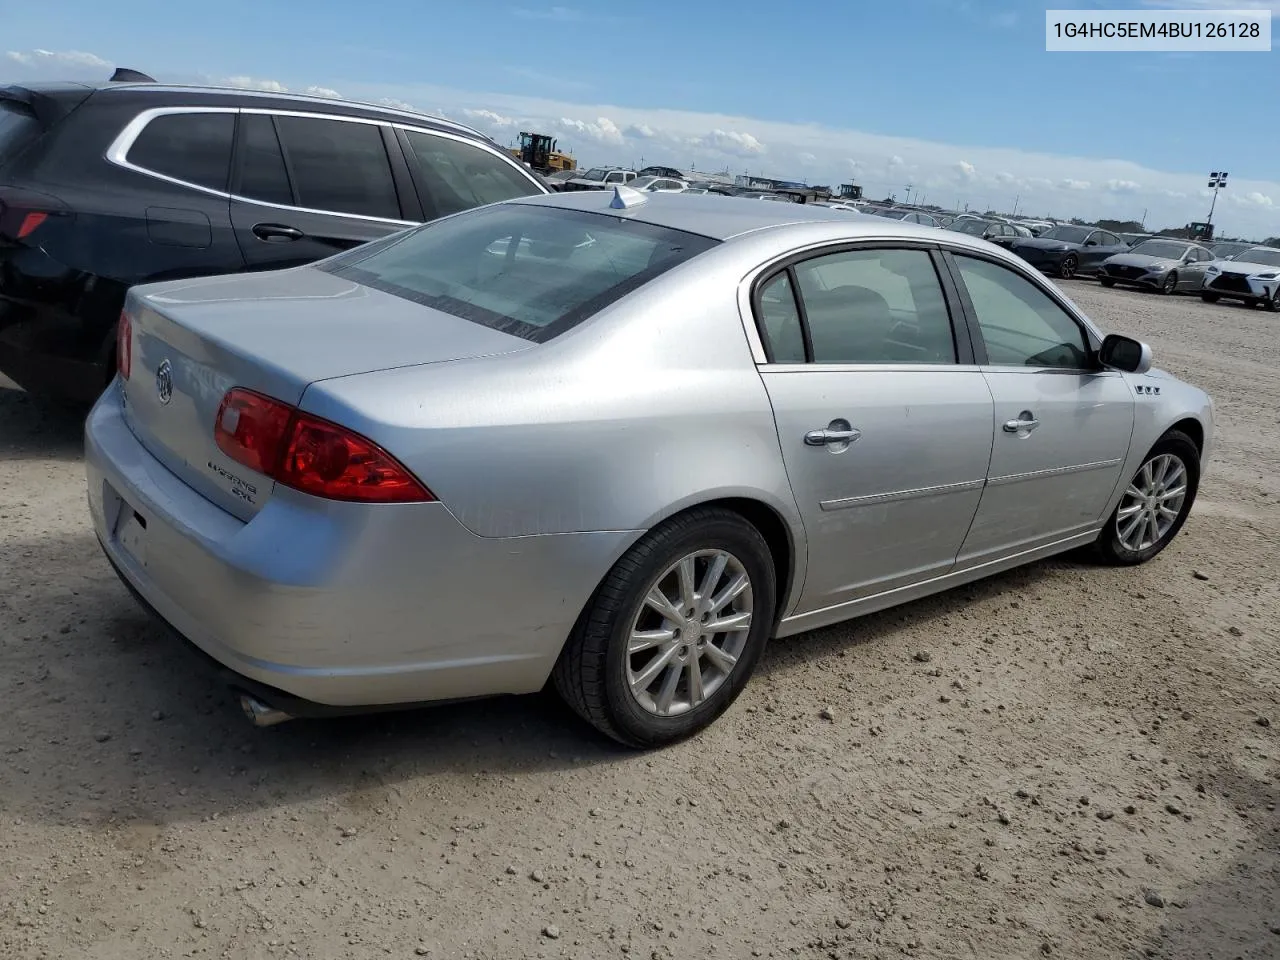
top-left (553, 507), bottom-right (776, 748)
top-left (1161, 272), bottom-right (1178, 295)
top-left (1094, 430), bottom-right (1200, 566)
top-left (1201, 293), bottom-right (1220, 303)
top-left (1099, 277), bottom-right (1116, 288)
top-left (1058, 255), bottom-right (1078, 280)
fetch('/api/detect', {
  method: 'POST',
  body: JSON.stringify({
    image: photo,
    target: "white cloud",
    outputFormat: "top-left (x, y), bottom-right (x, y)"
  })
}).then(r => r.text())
top-left (1061, 178), bottom-right (1091, 191)
top-left (888, 155), bottom-right (905, 168)
top-left (699, 129), bottom-right (765, 157)
top-left (462, 108), bottom-right (517, 129)
top-left (303, 85), bottom-right (341, 98)
top-left (224, 76), bottom-right (288, 93)
top-left (5, 49), bottom-right (111, 70)
top-left (955, 160), bottom-right (977, 181)
top-left (626, 123), bottom-right (657, 139)
top-left (377, 97), bottom-right (418, 111)
top-left (1240, 191), bottom-right (1273, 207)
top-left (797, 152), bottom-right (818, 166)
top-left (556, 116), bottom-right (625, 146)
top-left (1105, 179), bottom-right (1141, 192)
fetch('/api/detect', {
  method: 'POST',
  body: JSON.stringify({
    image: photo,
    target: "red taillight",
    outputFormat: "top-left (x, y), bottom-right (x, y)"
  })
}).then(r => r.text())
top-left (116, 313), bottom-right (132, 380)
top-left (214, 388), bottom-right (435, 504)
top-left (16, 212), bottom-right (47, 239)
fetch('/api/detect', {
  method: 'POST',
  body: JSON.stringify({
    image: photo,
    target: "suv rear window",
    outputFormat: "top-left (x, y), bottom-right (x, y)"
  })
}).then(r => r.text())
top-left (321, 202), bottom-right (718, 342)
top-left (128, 112), bottom-right (235, 191)
top-left (0, 102), bottom-right (40, 169)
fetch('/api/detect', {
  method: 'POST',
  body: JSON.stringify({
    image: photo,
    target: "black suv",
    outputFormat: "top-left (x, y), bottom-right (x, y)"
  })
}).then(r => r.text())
top-left (0, 79), bottom-right (548, 401)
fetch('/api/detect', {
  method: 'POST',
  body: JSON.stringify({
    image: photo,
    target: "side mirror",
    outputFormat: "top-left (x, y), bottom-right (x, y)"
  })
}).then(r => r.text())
top-left (1099, 334), bottom-right (1152, 374)
top-left (1084, 240), bottom-right (1098, 247)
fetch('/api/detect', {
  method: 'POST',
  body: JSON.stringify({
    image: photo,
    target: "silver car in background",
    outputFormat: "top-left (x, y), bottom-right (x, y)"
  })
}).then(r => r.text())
top-left (1097, 238), bottom-right (1216, 295)
top-left (1200, 246), bottom-right (1280, 310)
top-left (85, 190), bottom-right (1214, 748)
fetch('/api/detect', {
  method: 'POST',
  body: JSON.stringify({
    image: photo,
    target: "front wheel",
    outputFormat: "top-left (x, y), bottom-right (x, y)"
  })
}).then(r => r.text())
top-left (1266, 288), bottom-right (1280, 313)
top-left (1058, 255), bottom-right (1078, 280)
top-left (552, 507), bottom-right (777, 748)
top-left (1099, 277), bottom-right (1116, 288)
top-left (1161, 272), bottom-right (1178, 295)
top-left (1094, 430), bottom-right (1200, 566)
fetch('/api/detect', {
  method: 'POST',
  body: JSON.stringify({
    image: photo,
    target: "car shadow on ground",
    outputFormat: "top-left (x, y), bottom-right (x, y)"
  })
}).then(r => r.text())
top-left (2, 525), bottom-right (1089, 832)
top-left (0, 385), bottom-right (88, 462)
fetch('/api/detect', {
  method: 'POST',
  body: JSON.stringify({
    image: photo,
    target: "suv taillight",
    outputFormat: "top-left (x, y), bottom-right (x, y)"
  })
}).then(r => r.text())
top-left (213, 388), bottom-right (435, 504)
top-left (0, 186), bottom-right (70, 242)
top-left (116, 312), bottom-right (132, 380)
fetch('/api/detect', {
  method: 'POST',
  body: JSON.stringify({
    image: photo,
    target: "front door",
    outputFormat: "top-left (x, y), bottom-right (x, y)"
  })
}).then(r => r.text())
top-left (753, 245), bottom-right (995, 614)
top-left (947, 252), bottom-right (1135, 563)
top-left (229, 112), bottom-right (414, 271)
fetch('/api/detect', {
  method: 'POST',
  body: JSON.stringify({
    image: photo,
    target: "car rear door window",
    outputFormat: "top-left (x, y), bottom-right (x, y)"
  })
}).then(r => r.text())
top-left (235, 113), bottom-right (293, 206)
top-left (775, 248), bottom-right (957, 365)
top-left (128, 112), bottom-right (235, 191)
top-left (402, 129), bottom-right (542, 219)
top-left (273, 115), bottom-right (400, 219)
top-left (953, 255), bottom-right (1089, 368)
top-left (756, 272), bottom-right (807, 363)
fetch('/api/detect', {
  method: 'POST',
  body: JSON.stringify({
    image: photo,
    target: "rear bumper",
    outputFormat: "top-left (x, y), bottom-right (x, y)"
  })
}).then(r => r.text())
top-left (85, 382), bottom-right (636, 708)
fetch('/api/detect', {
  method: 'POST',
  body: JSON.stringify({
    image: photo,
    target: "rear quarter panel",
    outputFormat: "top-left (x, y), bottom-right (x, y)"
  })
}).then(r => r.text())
top-left (296, 245), bottom-right (805, 543)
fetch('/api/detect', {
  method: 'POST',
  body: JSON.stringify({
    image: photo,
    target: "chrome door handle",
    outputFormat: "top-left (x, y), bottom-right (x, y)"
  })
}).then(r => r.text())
top-left (805, 427), bottom-right (861, 446)
top-left (1003, 414), bottom-right (1040, 433)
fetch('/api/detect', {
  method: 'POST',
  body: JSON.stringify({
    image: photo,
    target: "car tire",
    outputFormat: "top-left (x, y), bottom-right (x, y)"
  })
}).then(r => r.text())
top-left (1161, 272), bottom-right (1177, 295)
top-left (1201, 293), bottom-right (1219, 303)
top-left (552, 507), bottom-right (777, 748)
top-left (1058, 255), bottom-right (1078, 280)
top-left (1099, 278), bottom-right (1115, 288)
top-left (1093, 429), bottom-right (1200, 566)
top-left (1266, 289), bottom-right (1280, 313)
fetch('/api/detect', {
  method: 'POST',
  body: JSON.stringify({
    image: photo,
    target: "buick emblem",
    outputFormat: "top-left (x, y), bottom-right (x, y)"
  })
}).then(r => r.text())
top-left (155, 359), bottom-right (173, 405)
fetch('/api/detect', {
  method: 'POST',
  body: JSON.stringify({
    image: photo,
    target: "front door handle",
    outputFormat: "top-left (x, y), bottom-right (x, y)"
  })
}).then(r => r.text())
top-left (1003, 412), bottom-right (1040, 434)
top-left (805, 425), bottom-right (862, 446)
top-left (252, 223), bottom-right (304, 242)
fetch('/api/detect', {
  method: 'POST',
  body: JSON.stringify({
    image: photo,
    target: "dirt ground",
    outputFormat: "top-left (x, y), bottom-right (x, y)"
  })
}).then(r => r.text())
top-left (1, 280), bottom-right (1277, 960)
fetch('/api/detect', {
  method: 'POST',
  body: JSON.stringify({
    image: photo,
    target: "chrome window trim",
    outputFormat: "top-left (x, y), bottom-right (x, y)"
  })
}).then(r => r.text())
top-left (105, 106), bottom-right (545, 226)
top-left (102, 83), bottom-right (487, 139)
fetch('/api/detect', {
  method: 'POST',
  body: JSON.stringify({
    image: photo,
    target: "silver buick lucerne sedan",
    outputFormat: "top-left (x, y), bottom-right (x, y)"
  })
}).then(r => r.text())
top-left (86, 188), bottom-right (1214, 748)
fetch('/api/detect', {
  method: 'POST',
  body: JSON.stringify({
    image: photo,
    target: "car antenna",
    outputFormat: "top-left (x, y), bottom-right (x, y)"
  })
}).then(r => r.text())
top-left (610, 185), bottom-right (648, 210)
top-left (109, 68), bottom-right (156, 83)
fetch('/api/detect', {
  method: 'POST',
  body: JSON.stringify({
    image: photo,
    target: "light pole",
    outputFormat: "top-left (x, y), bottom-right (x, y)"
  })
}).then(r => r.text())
top-left (1206, 171), bottom-right (1228, 228)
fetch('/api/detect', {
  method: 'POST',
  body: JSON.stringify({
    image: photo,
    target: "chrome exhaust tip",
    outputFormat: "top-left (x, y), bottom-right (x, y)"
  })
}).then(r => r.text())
top-left (239, 694), bottom-right (293, 727)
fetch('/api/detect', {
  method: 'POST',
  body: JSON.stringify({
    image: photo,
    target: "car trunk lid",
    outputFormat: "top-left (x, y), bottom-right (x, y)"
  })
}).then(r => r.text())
top-left (120, 265), bottom-right (534, 521)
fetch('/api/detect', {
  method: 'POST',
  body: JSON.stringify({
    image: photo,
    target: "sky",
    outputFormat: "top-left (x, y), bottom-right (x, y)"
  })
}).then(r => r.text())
top-left (4, 0), bottom-right (1278, 237)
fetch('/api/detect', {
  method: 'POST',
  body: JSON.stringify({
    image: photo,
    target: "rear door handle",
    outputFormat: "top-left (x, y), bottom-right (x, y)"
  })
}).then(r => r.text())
top-left (252, 223), bottom-right (304, 242)
top-left (805, 426), bottom-right (862, 446)
top-left (1003, 412), bottom-right (1040, 433)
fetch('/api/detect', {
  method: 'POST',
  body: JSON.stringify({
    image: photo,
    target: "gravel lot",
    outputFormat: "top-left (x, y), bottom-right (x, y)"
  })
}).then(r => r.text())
top-left (1, 281), bottom-right (1277, 960)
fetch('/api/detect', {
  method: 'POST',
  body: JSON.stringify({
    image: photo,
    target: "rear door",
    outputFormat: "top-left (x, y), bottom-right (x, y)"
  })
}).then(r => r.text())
top-left (754, 243), bottom-right (994, 613)
top-left (1082, 230), bottom-right (1126, 270)
top-left (947, 251), bottom-right (1134, 563)
top-left (230, 111), bottom-right (417, 270)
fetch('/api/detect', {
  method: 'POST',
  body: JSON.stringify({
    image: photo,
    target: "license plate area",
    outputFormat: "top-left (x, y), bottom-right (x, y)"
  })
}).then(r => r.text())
top-left (112, 492), bottom-right (149, 567)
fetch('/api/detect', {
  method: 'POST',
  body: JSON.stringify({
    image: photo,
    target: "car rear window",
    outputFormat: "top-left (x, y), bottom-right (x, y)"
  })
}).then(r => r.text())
top-left (320, 203), bottom-right (718, 342)
top-left (0, 101), bottom-right (41, 170)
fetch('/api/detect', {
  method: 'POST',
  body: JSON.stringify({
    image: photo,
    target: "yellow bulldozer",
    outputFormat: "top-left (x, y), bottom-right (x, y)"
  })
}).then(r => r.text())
top-left (509, 131), bottom-right (576, 175)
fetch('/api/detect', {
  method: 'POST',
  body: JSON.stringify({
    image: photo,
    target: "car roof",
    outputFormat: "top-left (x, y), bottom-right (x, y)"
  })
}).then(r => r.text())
top-left (510, 189), bottom-right (991, 246)
top-left (15, 80), bottom-right (489, 141)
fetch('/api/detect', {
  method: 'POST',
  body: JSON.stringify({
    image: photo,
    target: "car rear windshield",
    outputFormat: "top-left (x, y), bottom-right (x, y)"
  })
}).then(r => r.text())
top-left (0, 101), bottom-right (41, 169)
top-left (321, 202), bottom-right (719, 342)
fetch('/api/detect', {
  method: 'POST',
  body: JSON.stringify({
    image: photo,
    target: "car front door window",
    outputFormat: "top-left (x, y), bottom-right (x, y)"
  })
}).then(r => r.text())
top-left (953, 255), bottom-right (1089, 368)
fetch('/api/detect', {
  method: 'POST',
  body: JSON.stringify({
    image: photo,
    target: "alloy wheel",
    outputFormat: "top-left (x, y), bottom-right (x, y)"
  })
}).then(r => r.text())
top-left (1115, 453), bottom-right (1188, 552)
top-left (625, 550), bottom-right (753, 717)
top-left (1060, 256), bottom-right (1077, 280)
top-left (1162, 272), bottom-right (1177, 295)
